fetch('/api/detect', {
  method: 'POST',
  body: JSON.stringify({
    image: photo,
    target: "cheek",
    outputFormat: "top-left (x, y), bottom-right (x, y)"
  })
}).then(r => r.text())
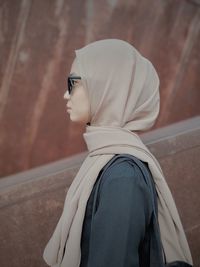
top-left (72, 86), bottom-right (90, 118)
top-left (78, 102), bottom-right (88, 115)
top-left (76, 90), bottom-right (88, 107)
top-left (76, 100), bottom-right (89, 120)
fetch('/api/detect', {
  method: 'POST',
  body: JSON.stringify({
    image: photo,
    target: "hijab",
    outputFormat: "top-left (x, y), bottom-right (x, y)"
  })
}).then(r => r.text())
top-left (43, 39), bottom-right (193, 267)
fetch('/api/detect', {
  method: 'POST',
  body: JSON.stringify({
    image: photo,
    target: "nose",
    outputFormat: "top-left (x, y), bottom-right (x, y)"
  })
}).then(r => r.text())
top-left (63, 90), bottom-right (70, 100)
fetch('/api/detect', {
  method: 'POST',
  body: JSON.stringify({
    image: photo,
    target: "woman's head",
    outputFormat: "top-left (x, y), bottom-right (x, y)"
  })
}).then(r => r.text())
top-left (64, 39), bottom-right (160, 131)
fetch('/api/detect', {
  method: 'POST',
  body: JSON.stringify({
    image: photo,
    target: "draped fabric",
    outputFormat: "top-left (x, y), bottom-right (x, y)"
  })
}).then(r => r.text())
top-left (43, 39), bottom-right (193, 267)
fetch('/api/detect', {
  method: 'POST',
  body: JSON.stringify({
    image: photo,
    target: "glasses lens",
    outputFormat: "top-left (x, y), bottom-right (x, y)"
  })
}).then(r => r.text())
top-left (67, 76), bottom-right (81, 94)
top-left (68, 78), bottom-right (72, 94)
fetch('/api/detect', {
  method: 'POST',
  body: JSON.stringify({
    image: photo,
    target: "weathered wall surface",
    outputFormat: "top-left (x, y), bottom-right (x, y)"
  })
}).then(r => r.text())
top-left (0, 116), bottom-right (199, 267)
top-left (0, 0), bottom-right (200, 177)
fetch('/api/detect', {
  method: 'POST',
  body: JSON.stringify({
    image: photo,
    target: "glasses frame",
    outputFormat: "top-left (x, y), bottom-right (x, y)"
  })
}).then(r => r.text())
top-left (67, 75), bottom-right (81, 95)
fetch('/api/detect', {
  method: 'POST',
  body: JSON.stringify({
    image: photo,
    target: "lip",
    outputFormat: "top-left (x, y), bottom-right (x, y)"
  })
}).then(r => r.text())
top-left (66, 103), bottom-right (72, 108)
top-left (67, 107), bottom-right (72, 113)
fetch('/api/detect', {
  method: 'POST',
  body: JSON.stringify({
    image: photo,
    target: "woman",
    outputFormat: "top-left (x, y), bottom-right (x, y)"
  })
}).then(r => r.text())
top-left (43, 39), bottom-right (193, 267)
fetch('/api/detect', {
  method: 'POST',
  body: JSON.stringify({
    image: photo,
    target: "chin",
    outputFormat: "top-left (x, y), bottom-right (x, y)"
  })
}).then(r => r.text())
top-left (70, 115), bottom-right (84, 124)
top-left (69, 112), bottom-right (88, 124)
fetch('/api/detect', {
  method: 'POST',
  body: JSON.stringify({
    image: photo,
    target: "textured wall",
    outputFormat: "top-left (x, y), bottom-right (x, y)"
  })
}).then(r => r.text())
top-left (0, 0), bottom-right (200, 177)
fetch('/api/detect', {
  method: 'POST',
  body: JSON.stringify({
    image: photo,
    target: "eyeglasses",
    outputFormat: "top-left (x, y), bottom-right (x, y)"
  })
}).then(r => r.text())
top-left (67, 75), bottom-right (81, 95)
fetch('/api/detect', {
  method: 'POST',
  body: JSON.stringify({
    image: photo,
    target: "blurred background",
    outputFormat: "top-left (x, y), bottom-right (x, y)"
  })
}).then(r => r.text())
top-left (0, 1), bottom-right (200, 267)
top-left (0, 0), bottom-right (200, 178)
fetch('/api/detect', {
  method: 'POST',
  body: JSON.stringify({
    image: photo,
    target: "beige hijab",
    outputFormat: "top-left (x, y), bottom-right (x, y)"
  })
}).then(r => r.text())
top-left (43, 39), bottom-right (193, 267)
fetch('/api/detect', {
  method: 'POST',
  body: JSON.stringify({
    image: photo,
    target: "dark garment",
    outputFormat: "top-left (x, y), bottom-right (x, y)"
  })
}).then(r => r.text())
top-left (80, 153), bottom-right (164, 267)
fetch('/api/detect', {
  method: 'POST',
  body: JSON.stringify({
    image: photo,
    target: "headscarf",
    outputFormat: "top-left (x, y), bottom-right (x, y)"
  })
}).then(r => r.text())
top-left (43, 39), bottom-right (193, 267)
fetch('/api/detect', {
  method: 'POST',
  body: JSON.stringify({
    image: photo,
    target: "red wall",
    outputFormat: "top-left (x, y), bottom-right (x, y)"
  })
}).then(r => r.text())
top-left (0, 0), bottom-right (200, 177)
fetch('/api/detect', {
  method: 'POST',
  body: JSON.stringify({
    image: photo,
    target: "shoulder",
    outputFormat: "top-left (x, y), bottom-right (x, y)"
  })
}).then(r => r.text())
top-left (99, 155), bottom-right (151, 196)
top-left (95, 155), bottom-right (154, 223)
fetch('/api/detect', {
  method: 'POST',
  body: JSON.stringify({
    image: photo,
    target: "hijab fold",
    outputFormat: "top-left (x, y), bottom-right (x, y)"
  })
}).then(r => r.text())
top-left (43, 39), bottom-right (193, 267)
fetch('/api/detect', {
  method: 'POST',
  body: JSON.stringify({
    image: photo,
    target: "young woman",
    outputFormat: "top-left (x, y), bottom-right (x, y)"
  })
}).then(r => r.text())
top-left (43, 39), bottom-right (193, 267)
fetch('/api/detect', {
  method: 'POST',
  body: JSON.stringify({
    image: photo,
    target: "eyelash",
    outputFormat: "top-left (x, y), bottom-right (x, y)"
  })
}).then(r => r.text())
top-left (72, 82), bottom-right (78, 88)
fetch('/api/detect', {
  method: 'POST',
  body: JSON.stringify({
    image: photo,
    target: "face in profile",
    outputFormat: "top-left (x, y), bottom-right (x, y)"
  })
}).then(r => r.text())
top-left (63, 60), bottom-right (90, 125)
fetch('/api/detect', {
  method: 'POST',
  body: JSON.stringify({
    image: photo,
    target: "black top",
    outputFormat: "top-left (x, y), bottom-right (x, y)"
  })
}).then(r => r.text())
top-left (79, 153), bottom-right (165, 267)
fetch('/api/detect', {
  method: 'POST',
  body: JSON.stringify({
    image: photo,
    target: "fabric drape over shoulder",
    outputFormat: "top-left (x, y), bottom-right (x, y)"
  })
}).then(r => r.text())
top-left (43, 39), bottom-right (193, 267)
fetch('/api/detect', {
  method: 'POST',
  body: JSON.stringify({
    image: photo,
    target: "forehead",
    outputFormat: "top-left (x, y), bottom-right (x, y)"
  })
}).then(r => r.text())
top-left (70, 57), bottom-right (79, 74)
top-left (69, 72), bottom-right (78, 76)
